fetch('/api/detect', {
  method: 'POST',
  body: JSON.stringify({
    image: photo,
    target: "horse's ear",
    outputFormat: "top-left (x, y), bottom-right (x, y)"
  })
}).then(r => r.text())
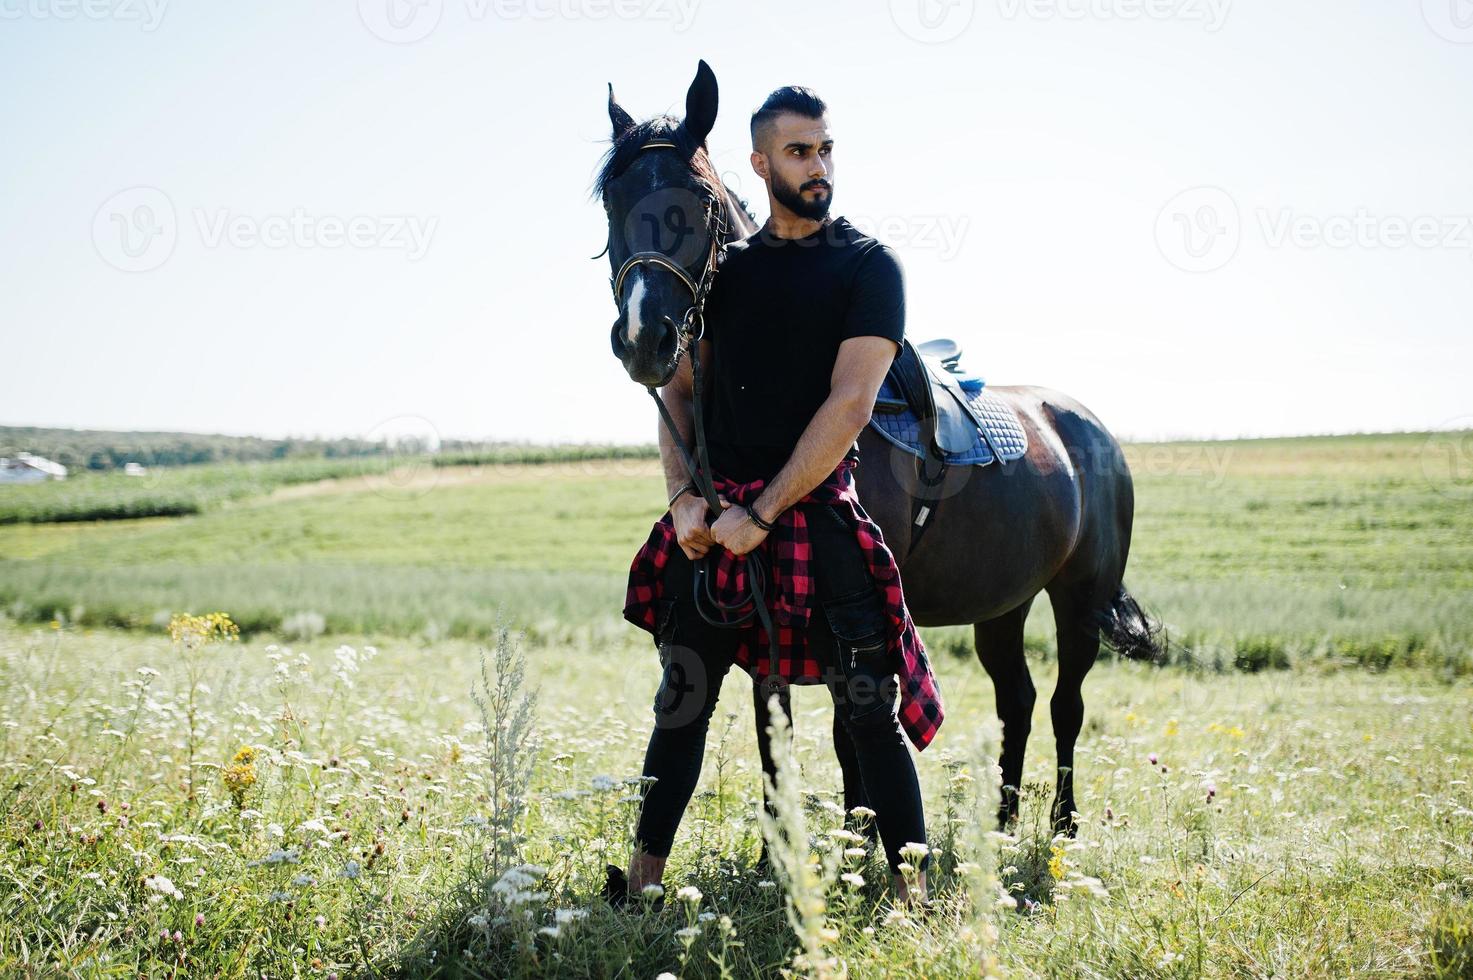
top-left (682, 59), bottom-right (717, 146)
top-left (608, 83), bottom-right (636, 139)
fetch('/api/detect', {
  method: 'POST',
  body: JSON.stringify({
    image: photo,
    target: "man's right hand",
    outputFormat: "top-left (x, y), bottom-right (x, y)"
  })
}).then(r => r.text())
top-left (671, 493), bottom-right (723, 560)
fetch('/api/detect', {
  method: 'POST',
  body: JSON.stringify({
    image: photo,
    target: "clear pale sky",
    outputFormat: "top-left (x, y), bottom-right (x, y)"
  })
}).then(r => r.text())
top-left (3, 0), bottom-right (1470, 444)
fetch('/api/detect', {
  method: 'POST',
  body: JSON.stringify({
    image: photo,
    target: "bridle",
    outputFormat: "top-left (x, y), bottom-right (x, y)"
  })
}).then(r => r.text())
top-left (608, 139), bottom-right (785, 693)
top-left (608, 140), bottom-right (725, 354)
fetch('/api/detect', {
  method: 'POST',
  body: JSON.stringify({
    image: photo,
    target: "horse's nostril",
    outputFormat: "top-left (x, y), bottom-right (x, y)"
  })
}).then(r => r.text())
top-left (610, 319), bottom-right (629, 358)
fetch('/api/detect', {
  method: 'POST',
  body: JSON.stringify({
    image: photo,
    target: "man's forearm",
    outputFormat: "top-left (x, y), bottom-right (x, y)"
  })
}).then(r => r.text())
top-left (752, 393), bottom-right (870, 521)
top-left (657, 388), bottom-right (696, 499)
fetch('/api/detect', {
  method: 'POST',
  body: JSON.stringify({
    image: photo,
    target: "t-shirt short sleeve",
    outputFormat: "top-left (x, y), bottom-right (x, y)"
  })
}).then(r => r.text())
top-left (840, 243), bottom-right (905, 357)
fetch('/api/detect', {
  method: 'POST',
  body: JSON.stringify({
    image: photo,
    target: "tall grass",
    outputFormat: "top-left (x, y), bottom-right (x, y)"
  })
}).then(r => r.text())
top-left (1, 620), bottom-right (1467, 976)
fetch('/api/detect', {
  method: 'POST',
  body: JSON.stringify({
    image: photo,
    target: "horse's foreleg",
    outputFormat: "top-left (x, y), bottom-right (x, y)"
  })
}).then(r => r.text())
top-left (975, 601), bottom-right (1035, 829)
top-left (752, 680), bottom-right (792, 866)
top-left (1047, 584), bottom-right (1102, 835)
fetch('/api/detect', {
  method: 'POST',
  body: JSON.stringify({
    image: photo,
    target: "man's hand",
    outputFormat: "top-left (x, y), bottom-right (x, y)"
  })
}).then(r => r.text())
top-left (710, 501), bottom-right (769, 557)
top-left (671, 493), bottom-right (719, 560)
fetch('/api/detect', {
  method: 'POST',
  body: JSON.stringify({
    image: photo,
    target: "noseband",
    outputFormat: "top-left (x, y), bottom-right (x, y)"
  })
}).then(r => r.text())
top-left (608, 139), bottom-right (783, 692)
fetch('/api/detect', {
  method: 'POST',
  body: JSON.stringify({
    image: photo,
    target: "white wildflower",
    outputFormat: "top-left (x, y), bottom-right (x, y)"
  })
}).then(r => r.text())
top-left (898, 842), bottom-right (929, 862)
top-left (841, 872), bottom-right (865, 888)
top-left (142, 874), bottom-right (182, 901)
top-left (676, 885), bottom-right (702, 903)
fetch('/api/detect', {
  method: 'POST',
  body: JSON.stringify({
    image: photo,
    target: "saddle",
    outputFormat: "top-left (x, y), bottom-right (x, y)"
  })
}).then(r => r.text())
top-left (868, 338), bottom-right (1029, 542)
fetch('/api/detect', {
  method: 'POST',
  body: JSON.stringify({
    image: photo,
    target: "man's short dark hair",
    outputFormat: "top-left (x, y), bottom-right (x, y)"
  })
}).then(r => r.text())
top-left (750, 86), bottom-right (828, 148)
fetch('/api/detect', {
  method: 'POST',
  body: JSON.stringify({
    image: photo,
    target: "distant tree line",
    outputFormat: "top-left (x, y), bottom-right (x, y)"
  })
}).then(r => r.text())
top-left (0, 427), bottom-right (627, 473)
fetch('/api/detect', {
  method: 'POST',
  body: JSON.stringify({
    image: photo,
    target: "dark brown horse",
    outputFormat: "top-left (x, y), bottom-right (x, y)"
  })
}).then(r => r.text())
top-left (597, 62), bottom-right (1160, 831)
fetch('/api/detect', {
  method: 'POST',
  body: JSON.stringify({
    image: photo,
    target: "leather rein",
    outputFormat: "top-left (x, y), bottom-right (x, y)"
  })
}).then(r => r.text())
top-left (610, 140), bottom-right (785, 692)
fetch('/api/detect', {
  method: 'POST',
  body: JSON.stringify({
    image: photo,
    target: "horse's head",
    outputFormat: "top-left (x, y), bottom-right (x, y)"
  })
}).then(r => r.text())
top-left (597, 60), bottom-right (724, 388)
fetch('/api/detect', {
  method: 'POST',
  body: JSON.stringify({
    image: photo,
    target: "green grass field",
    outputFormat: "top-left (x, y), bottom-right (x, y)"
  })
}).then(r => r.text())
top-left (0, 431), bottom-right (1470, 976)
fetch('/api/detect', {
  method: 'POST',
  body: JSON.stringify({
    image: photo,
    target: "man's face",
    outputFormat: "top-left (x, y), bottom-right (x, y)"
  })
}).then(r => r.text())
top-left (754, 112), bottom-right (834, 221)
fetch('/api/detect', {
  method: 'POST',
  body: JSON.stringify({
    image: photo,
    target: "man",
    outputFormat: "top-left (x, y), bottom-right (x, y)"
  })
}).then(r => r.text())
top-left (612, 86), bottom-right (942, 906)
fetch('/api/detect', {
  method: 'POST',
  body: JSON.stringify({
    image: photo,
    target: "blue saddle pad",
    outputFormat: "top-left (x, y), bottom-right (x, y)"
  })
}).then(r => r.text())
top-left (869, 377), bottom-right (1029, 467)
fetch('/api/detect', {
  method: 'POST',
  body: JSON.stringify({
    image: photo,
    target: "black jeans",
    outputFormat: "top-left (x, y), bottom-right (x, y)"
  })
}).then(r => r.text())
top-left (634, 502), bottom-right (929, 874)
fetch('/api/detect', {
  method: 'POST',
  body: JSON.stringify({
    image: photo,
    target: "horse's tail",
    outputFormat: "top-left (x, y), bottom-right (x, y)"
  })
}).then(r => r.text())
top-left (1097, 586), bottom-right (1165, 663)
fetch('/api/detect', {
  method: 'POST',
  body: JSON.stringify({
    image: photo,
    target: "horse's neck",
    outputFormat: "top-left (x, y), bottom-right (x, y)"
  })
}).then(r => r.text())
top-left (720, 181), bottom-right (758, 243)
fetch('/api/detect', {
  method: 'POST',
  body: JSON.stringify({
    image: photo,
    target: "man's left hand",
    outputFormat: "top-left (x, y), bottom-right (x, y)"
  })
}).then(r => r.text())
top-left (710, 503), bottom-right (768, 556)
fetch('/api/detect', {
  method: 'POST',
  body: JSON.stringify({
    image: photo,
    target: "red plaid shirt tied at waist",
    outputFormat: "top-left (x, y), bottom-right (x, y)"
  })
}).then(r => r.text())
top-left (623, 459), bottom-right (945, 751)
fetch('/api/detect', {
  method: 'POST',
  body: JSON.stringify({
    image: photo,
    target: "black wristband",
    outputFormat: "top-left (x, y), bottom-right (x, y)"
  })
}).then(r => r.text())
top-left (667, 481), bottom-right (696, 509)
top-left (748, 505), bottom-right (777, 532)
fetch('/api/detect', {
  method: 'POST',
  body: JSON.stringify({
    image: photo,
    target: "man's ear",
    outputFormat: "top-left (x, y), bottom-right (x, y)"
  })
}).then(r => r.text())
top-left (681, 59), bottom-right (718, 146)
top-left (608, 83), bottom-right (635, 139)
top-left (750, 150), bottom-right (768, 181)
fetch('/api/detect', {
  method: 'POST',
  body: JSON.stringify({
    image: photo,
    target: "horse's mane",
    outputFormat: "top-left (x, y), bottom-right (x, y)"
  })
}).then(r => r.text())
top-left (592, 116), bottom-right (722, 203)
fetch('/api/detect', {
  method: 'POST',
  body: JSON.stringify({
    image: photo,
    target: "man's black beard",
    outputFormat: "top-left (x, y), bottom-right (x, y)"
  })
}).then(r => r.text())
top-left (772, 172), bottom-right (833, 221)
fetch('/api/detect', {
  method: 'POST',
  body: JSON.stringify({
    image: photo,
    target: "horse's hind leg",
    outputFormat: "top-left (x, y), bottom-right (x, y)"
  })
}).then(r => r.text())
top-left (1046, 581), bottom-right (1103, 835)
top-left (975, 599), bottom-right (1036, 828)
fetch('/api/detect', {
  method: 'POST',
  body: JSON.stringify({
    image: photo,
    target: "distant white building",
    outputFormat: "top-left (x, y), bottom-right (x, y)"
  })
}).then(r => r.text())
top-left (123, 461), bottom-right (148, 477)
top-left (0, 452), bottom-right (68, 483)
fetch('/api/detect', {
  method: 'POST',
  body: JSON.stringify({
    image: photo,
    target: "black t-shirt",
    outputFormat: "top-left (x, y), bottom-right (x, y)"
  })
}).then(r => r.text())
top-left (701, 216), bottom-right (905, 483)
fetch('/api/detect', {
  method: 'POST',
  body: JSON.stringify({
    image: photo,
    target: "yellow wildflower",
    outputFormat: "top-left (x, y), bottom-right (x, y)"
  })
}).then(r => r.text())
top-left (223, 745), bottom-right (258, 808)
top-left (168, 612), bottom-right (239, 650)
top-left (1048, 843), bottom-right (1066, 881)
